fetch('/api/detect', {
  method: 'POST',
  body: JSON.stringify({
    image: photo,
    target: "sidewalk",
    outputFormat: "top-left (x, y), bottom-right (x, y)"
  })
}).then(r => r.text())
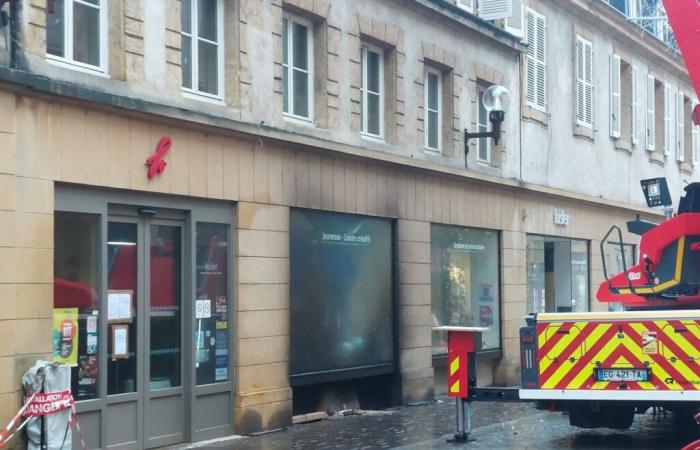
top-left (175, 398), bottom-right (698, 450)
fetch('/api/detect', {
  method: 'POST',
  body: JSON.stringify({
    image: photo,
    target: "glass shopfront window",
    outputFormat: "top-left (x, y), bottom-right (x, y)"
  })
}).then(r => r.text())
top-left (526, 235), bottom-right (589, 314)
top-left (54, 212), bottom-right (101, 401)
top-left (195, 223), bottom-right (230, 385)
top-left (290, 209), bottom-right (393, 377)
top-left (430, 225), bottom-right (501, 354)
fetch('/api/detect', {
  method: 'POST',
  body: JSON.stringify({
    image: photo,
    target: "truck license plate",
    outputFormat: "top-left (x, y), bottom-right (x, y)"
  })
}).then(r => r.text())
top-left (595, 368), bottom-right (650, 382)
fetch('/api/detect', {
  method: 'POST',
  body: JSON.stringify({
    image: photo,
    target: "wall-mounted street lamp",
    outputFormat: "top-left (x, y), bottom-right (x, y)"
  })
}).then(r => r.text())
top-left (464, 85), bottom-right (510, 167)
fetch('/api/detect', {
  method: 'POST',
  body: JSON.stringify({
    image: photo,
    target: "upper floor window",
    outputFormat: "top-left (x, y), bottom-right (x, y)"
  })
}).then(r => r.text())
top-left (425, 67), bottom-right (442, 152)
top-left (283, 15), bottom-right (314, 121)
top-left (477, 85), bottom-right (491, 163)
top-left (456, 0), bottom-right (474, 13)
top-left (361, 44), bottom-right (384, 139)
top-left (575, 35), bottom-right (594, 128)
top-left (181, 0), bottom-right (224, 99)
top-left (46, 0), bottom-right (108, 73)
top-left (524, 8), bottom-right (546, 112)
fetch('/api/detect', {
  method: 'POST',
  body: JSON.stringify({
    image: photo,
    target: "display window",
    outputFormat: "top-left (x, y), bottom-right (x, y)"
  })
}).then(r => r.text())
top-left (289, 209), bottom-right (394, 378)
top-left (54, 212), bottom-right (101, 401)
top-left (430, 224), bottom-right (501, 354)
top-left (526, 235), bottom-right (589, 314)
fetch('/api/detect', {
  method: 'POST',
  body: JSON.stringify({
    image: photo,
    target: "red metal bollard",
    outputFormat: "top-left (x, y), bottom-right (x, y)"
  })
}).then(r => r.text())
top-left (433, 326), bottom-right (488, 443)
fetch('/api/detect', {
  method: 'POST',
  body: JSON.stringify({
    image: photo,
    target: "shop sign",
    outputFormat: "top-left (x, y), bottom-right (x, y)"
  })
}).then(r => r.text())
top-left (145, 137), bottom-right (172, 179)
top-left (554, 209), bottom-right (570, 226)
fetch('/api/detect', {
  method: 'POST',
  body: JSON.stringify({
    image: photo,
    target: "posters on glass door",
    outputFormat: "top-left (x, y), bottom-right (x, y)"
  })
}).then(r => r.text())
top-left (52, 308), bottom-right (79, 366)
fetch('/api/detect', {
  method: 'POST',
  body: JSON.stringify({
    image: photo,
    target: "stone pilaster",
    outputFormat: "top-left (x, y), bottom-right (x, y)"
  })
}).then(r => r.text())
top-left (397, 219), bottom-right (434, 403)
top-left (234, 202), bottom-right (292, 434)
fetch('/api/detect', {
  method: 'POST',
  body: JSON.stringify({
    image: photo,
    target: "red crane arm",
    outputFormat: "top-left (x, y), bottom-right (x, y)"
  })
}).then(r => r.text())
top-left (662, 0), bottom-right (700, 123)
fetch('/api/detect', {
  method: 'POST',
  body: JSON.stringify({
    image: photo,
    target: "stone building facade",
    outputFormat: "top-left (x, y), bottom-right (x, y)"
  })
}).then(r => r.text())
top-left (0, 0), bottom-right (695, 448)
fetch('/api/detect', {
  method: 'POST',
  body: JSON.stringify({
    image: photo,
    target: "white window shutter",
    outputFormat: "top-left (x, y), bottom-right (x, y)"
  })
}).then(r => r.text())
top-left (479, 0), bottom-right (513, 20)
top-left (631, 65), bottom-right (639, 145)
top-left (584, 40), bottom-right (593, 126)
top-left (576, 38), bottom-right (584, 125)
top-left (663, 84), bottom-right (673, 157)
top-left (576, 36), bottom-right (593, 128)
top-left (677, 91), bottom-right (685, 162)
top-left (610, 54), bottom-right (621, 138)
top-left (524, 8), bottom-right (546, 111)
top-left (693, 99), bottom-right (700, 165)
top-left (457, 0), bottom-right (474, 13)
top-left (505, 0), bottom-right (524, 38)
top-left (646, 74), bottom-right (655, 151)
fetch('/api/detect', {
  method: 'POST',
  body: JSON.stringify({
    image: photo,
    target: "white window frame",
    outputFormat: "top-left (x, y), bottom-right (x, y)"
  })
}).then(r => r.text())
top-left (525, 7), bottom-right (546, 112)
top-left (663, 83), bottom-right (675, 157)
top-left (609, 53), bottom-right (621, 138)
top-left (677, 91), bottom-right (685, 162)
top-left (477, 85), bottom-right (491, 164)
top-left (631, 65), bottom-right (639, 145)
top-left (456, 0), bottom-right (474, 13)
top-left (575, 35), bottom-right (594, 129)
top-left (282, 14), bottom-right (314, 123)
top-left (46, 0), bottom-right (109, 75)
top-left (360, 44), bottom-right (384, 140)
top-left (646, 74), bottom-right (656, 151)
top-left (424, 67), bottom-right (443, 153)
top-left (181, 0), bottom-right (225, 102)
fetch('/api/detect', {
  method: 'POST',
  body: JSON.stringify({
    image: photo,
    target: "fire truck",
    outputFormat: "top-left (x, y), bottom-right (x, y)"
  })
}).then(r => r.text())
top-left (462, 0), bottom-right (700, 432)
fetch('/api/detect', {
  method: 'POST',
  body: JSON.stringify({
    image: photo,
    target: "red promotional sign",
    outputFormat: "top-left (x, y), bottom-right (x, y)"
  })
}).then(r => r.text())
top-left (22, 391), bottom-right (74, 417)
top-left (145, 137), bottom-right (172, 179)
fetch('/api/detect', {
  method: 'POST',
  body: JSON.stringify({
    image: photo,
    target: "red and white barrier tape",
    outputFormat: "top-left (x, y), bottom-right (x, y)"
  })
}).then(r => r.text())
top-left (0, 390), bottom-right (87, 450)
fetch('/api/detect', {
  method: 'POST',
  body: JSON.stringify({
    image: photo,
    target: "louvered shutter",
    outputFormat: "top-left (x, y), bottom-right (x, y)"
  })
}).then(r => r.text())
top-left (505, 0), bottom-right (524, 38)
top-left (610, 54), bottom-right (621, 138)
top-left (631, 65), bottom-right (638, 145)
top-left (457, 0), bottom-right (474, 13)
top-left (677, 91), bottom-right (685, 161)
top-left (576, 36), bottom-right (593, 127)
top-left (479, 0), bottom-right (512, 20)
top-left (663, 83), bottom-right (673, 157)
top-left (525, 8), bottom-right (546, 111)
top-left (693, 99), bottom-right (700, 165)
top-left (646, 74), bottom-right (655, 151)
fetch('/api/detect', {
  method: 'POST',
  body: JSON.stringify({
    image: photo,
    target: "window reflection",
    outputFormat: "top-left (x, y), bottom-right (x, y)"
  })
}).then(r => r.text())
top-left (430, 225), bottom-right (501, 353)
top-left (54, 212), bottom-right (100, 401)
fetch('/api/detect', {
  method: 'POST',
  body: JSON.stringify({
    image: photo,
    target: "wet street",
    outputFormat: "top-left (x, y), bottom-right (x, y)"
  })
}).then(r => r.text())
top-left (183, 398), bottom-right (700, 450)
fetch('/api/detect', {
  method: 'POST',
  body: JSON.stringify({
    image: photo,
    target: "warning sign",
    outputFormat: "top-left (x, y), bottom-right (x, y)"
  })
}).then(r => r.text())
top-left (642, 331), bottom-right (658, 354)
top-left (22, 390), bottom-right (74, 417)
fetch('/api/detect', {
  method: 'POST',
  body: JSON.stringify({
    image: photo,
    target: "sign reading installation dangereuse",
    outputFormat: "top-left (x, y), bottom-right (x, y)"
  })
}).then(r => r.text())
top-left (289, 209), bottom-right (393, 377)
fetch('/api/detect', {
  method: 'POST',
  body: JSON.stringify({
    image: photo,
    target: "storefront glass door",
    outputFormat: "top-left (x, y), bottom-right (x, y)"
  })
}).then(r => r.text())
top-left (106, 216), bottom-right (185, 449)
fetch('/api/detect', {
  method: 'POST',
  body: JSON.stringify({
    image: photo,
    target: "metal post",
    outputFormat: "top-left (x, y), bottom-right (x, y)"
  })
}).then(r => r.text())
top-left (456, 398), bottom-right (465, 438)
top-left (465, 400), bottom-right (472, 434)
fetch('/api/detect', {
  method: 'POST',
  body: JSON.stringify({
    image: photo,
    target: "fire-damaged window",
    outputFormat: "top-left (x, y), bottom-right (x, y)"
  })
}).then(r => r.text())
top-left (430, 225), bottom-right (501, 353)
top-left (526, 235), bottom-right (589, 314)
top-left (289, 210), bottom-right (393, 379)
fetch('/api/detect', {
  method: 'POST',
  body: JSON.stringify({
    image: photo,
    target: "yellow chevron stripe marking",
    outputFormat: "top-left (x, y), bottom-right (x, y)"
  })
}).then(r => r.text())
top-left (653, 321), bottom-right (700, 388)
top-left (450, 380), bottom-right (460, 393)
top-left (684, 321), bottom-right (700, 346)
top-left (619, 337), bottom-right (673, 390)
top-left (450, 357), bottom-right (459, 376)
top-left (567, 330), bottom-right (623, 389)
top-left (541, 323), bottom-right (611, 389)
top-left (630, 323), bottom-right (682, 390)
top-left (539, 322), bottom-right (587, 374)
top-left (538, 323), bottom-right (562, 350)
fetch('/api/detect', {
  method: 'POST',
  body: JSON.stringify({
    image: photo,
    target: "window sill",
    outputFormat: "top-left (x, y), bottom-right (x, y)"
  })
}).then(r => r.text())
top-left (46, 55), bottom-right (109, 78)
top-left (283, 113), bottom-right (314, 127)
top-left (521, 105), bottom-right (548, 127)
top-left (573, 124), bottom-right (594, 142)
top-left (424, 147), bottom-right (442, 155)
top-left (360, 132), bottom-right (385, 144)
top-left (613, 138), bottom-right (632, 154)
top-left (182, 88), bottom-right (225, 106)
top-left (649, 151), bottom-right (665, 166)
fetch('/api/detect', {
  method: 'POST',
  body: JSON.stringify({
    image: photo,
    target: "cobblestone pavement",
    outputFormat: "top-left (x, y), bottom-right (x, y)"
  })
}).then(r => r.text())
top-left (191, 399), bottom-right (699, 450)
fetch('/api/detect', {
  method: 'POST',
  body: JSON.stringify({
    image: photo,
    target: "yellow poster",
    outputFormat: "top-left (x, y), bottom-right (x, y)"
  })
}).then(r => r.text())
top-left (53, 308), bottom-right (79, 366)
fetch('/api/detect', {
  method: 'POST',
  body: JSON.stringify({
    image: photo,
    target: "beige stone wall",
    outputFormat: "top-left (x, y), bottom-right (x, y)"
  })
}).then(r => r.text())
top-left (0, 88), bottom-right (651, 431)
